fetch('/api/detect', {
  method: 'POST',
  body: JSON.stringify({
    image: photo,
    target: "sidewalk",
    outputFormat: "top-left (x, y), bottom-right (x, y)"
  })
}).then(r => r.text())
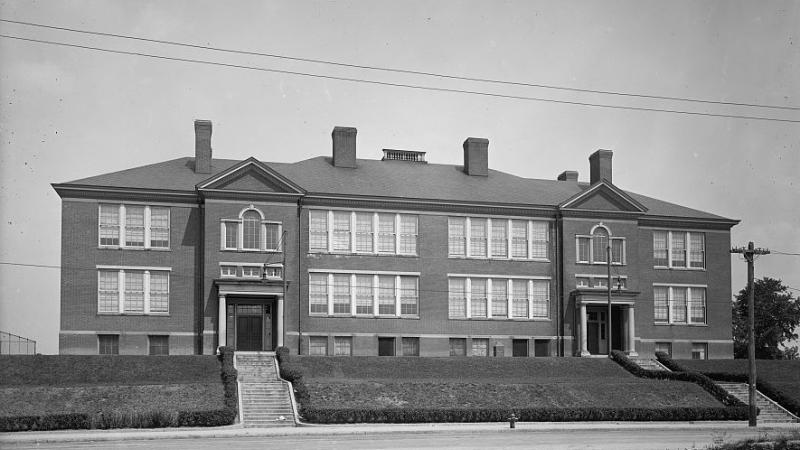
top-left (2, 421), bottom-right (799, 444)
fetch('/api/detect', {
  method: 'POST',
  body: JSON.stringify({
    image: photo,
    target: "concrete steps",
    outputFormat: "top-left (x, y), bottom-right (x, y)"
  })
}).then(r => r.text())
top-left (631, 357), bottom-right (671, 371)
top-left (717, 382), bottom-right (799, 423)
top-left (235, 352), bottom-right (296, 427)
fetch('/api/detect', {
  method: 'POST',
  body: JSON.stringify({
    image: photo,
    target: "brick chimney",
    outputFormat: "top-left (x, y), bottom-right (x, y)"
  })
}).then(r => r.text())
top-left (589, 149), bottom-right (613, 184)
top-left (194, 120), bottom-right (212, 174)
top-left (557, 170), bottom-right (578, 182)
top-left (332, 126), bottom-right (357, 168)
top-left (463, 137), bottom-right (489, 176)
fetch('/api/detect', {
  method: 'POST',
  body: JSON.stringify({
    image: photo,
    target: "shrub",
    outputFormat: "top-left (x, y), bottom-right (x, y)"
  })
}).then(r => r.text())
top-left (610, 350), bottom-right (744, 408)
top-left (275, 350), bottom-right (310, 406)
top-left (0, 413), bottom-right (90, 432)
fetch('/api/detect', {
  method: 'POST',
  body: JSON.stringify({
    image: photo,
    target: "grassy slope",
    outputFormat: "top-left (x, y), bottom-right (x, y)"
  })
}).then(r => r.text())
top-left (291, 356), bottom-right (723, 410)
top-left (677, 359), bottom-right (800, 409)
top-left (0, 355), bottom-right (225, 417)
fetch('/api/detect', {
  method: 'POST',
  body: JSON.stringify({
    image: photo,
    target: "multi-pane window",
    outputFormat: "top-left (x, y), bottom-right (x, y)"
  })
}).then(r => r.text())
top-left (220, 265), bottom-right (237, 277)
top-left (470, 279), bottom-right (488, 318)
top-left (691, 343), bottom-right (708, 360)
top-left (449, 338), bottom-right (467, 356)
top-left (334, 336), bottom-right (352, 356)
top-left (512, 280), bottom-right (529, 318)
top-left (221, 209), bottom-right (281, 252)
top-left (576, 275), bottom-right (628, 290)
top-left (511, 220), bottom-right (528, 258)
top-left (472, 338), bottom-right (489, 356)
top-left (98, 334), bottom-right (119, 355)
top-left (241, 266), bottom-right (260, 278)
top-left (654, 285), bottom-right (707, 325)
top-left (575, 226), bottom-right (625, 265)
top-left (309, 273), bottom-right (328, 314)
top-left (449, 217), bottom-right (549, 260)
top-left (309, 272), bottom-right (419, 317)
top-left (491, 280), bottom-right (508, 318)
top-left (402, 337), bottom-right (420, 356)
top-left (148, 335), bottom-right (169, 355)
top-left (332, 275), bottom-right (351, 314)
top-left (470, 219), bottom-right (487, 257)
top-left (654, 342), bottom-right (672, 357)
top-left (98, 268), bottom-right (169, 315)
top-left (531, 280), bottom-right (549, 318)
top-left (448, 218), bottom-right (467, 256)
top-left (224, 223), bottom-right (238, 250)
top-left (491, 220), bottom-right (507, 258)
top-left (653, 230), bottom-right (706, 269)
top-left (264, 223), bottom-right (281, 251)
top-left (310, 210), bottom-right (417, 255)
top-left (448, 278), bottom-right (467, 318)
top-left (530, 222), bottom-right (548, 259)
top-left (242, 211), bottom-right (261, 250)
top-left (100, 204), bottom-right (170, 249)
top-left (309, 336), bottom-right (328, 356)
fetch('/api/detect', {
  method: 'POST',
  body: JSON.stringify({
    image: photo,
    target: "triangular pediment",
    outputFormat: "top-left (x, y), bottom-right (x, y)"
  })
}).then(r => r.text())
top-left (197, 157), bottom-right (304, 194)
top-left (560, 182), bottom-right (647, 213)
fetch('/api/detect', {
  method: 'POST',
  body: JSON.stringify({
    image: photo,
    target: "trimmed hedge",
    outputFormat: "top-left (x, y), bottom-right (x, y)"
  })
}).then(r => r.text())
top-left (655, 353), bottom-right (800, 418)
top-left (275, 346), bottom-right (310, 406)
top-left (0, 350), bottom-right (238, 432)
top-left (302, 406), bottom-right (749, 424)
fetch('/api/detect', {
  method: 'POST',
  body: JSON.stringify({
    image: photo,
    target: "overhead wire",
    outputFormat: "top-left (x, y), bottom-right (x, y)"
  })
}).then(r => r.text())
top-left (2, 33), bottom-right (800, 124)
top-left (1, 18), bottom-right (797, 111)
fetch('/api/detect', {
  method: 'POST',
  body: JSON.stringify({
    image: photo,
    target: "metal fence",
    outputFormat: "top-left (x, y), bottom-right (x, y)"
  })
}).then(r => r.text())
top-left (0, 331), bottom-right (37, 354)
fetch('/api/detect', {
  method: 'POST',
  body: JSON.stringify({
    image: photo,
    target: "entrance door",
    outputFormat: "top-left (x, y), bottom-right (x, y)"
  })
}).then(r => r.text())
top-left (587, 309), bottom-right (607, 355)
top-left (237, 315), bottom-right (263, 351)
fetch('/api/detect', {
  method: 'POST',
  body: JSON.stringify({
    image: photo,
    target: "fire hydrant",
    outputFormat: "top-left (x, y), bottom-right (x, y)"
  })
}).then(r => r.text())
top-left (508, 413), bottom-right (518, 429)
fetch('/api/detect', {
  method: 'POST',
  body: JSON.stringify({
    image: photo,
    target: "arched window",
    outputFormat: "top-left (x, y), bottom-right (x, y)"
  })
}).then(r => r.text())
top-left (242, 210), bottom-right (261, 250)
top-left (592, 226), bottom-right (609, 263)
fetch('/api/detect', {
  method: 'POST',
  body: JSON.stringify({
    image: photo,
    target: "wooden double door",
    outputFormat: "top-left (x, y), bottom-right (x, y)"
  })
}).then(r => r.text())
top-left (226, 301), bottom-right (274, 351)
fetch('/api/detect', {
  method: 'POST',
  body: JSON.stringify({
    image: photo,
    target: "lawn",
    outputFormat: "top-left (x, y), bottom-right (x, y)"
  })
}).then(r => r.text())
top-left (289, 356), bottom-right (724, 411)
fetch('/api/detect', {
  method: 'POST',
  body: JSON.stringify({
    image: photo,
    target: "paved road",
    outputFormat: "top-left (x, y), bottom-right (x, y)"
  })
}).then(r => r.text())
top-left (2, 428), bottom-right (790, 450)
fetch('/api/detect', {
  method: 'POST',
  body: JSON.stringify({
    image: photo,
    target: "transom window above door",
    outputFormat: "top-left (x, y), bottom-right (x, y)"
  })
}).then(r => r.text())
top-left (220, 206), bottom-right (282, 252)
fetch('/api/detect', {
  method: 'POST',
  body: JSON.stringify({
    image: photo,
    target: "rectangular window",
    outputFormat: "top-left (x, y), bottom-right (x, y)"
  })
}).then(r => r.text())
top-left (148, 335), bottom-right (169, 355)
top-left (577, 237), bottom-right (590, 263)
top-left (398, 215), bottom-right (418, 254)
top-left (692, 343), bottom-right (708, 360)
top-left (149, 272), bottom-right (169, 313)
top-left (671, 233), bottom-right (686, 267)
top-left (448, 218), bottom-right (466, 256)
top-left (149, 207), bottom-right (170, 248)
top-left (449, 338), bottom-right (466, 356)
top-left (378, 275), bottom-right (396, 315)
top-left (576, 277), bottom-right (590, 288)
top-left (511, 220), bottom-right (528, 258)
top-left (355, 213), bottom-right (374, 253)
top-left (402, 337), bottom-right (420, 356)
top-left (378, 337), bottom-right (396, 356)
top-left (124, 271), bottom-right (145, 313)
top-left (594, 277), bottom-right (608, 289)
top-left (99, 204), bottom-right (120, 246)
top-left (593, 234), bottom-right (608, 263)
top-left (98, 271), bottom-right (119, 313)
top-left (98, 334), bottom-right (119, 355)
top-left (264, 223), bottom-right (281, 251)
top-left (448, 278), bottom-right (467, 318)
top-left (671, 287), bottom-right (687, 323)
top-left (689, 288), bottom-right (707, 324)
top-left (470, 279), bottom-right (488, 318)
top-left (334, 336), bottom-right (352, 356)
top-left (263, 265), bottom-right (282, 279)
top-left (355, 275), bottom-right (374, 315)
top-left (242, 266), bottom-right (260, 278)
top-left (400, 276), bottom-right (418, 315)
top-left (491, 221), bottom-right (508, 258)
top-left (332, 274), bottom-right (351, 314)
top-left (491, 280), bottom-right (508, 318)
top-left (309, 336), bottom-right (327, 356)
top-left (220, 265), bottom-right (237, 277)
top-left (531, 280), bottom-right (549, 318)
top-left (125, 206), bottom-right (145, 247)
top-left (512, 280), bottom-right (529, 318)
top-left (690, 233), bottom-right (705, 268)
top-left (224, 222), bottom-right (238, 250)
top-left (470, 218), bottom-right (487, 257)
top-left (653, 231), bottom-right (668, 266)
top-left (530, 221), bottom-right (548, 259)
top-left (309, 210), bottom-right (328, 252)
top-left (655, 342), bottom-right (672, 357)
top-left (309, 273), bottom-right (328, 314)
top-left (471, 338), bottom-right (489, 357)
top-left (611, 238), bottom-right (624, 264)
top-left (654, 286), bottom-right (669, 323)
top-left (332, 211), bottom-right (351, 252)
top-left (242, 214), bottom-right (260, 250)
top-left (377, 214), bottom-right (396, 253)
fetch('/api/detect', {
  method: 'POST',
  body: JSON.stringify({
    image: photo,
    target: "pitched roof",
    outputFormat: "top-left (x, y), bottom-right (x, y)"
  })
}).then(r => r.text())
top-left (58, 156), bottom-right (735, 222)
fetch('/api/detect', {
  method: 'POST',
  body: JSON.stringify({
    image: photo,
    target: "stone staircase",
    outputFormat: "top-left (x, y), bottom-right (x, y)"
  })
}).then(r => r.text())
top-left (716, 382), bottom-right (800, 423)
top-left (631, 357), bottom-right (671, 371)
top-left (235, 352), bottom-right (296, 427)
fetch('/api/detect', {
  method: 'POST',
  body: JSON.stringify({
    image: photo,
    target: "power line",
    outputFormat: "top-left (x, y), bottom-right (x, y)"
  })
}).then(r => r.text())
top-left (772, 251), bottom-right (800, 256)
top-left (2, 18), bottom-right (797, 112)
top-left (2, 34), bottom-right (799, 124)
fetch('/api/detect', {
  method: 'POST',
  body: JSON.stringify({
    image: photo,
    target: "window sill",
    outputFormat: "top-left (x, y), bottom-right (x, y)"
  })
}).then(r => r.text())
top-left (653, 266), bottom-right (706, 271)
top-left (448, 317), bottom-right (551, 322)
top-left (308, 251), bottom-right (418, 258)
top-left (97, 313), bottom-right (170, 316)
top-left (308, 314), bottom-right (420, 319)
top-left (98, 246), bottom-right (171, 251)
top-left (448, 256), bottom-right (550, 263)
top-left (575, 262), bottom-right (625, 266)
top-left (654, 322), bottom-right (708, 327)
top-left (220, 249), bottom-right (282, 253)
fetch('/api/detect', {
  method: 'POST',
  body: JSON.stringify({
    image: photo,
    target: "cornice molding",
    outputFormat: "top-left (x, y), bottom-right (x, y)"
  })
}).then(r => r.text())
top-left (196, 157), bottom-right (305, 193)
top-left (51, 184), bottom-right (198, 204)
top-left (302, 194), bottom-right (557, 217)
top-left (638, 215), bottom-right (739, 230)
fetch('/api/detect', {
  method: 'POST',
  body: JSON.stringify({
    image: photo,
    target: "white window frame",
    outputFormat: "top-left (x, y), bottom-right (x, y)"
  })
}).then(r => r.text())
top-left (653, 284), bottom-right (707, 325)
top-left (448, 216), bottom-right (549, 261)
top-left (575, 224), bottom-right (625, 266)
top-left (575, 274), bottom-right (628, 290)
top-left (653, 230), bottom-right (706, 270)
top-left (220, 265), bottom-right (237, 278)
top-left (307, 269), bottom-right (420, 318)
top-left (220, 206), bottom-right (282, 253)
top-left (218, 262), bottom-right (283, 280)
top-left (447, 274), bottom-right (551, 321)
top-left (98, 204), bottom-right (170, 250)
top-left (307, 210), bottom-right (418, 256)
top-left (96, 266), bottom-right (171, 315)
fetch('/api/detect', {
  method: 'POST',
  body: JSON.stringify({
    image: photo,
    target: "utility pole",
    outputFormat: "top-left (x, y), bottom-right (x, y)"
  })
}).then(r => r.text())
top-left (730, 241), bottom-right (770, 427)
top-left (607, 242), bottom-right (612, 355)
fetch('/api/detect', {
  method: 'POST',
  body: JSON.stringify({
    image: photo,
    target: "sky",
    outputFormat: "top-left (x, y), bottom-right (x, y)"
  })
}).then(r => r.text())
top-left (0, 1), bottom-right (798, 354)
